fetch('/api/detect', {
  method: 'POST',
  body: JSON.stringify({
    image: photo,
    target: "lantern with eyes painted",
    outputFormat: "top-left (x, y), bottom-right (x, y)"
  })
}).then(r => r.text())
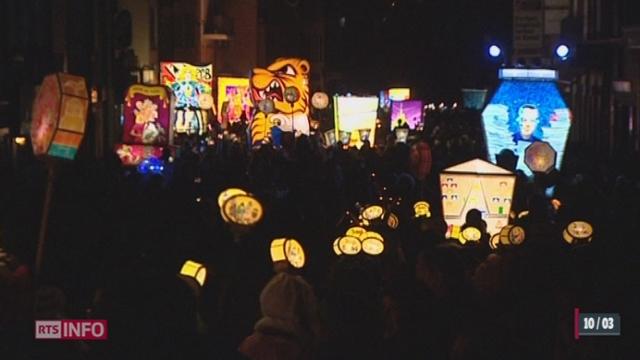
top-left (218, 188), bottom-right (263, 226)
top-left (563, 221), bottom-right (593, 244)
top-left (270, 238), bottom-right (305, 269)
top-left (499, 225), bottom-right (526, 245)
top-left (440, 159), bottom-right (515, 235)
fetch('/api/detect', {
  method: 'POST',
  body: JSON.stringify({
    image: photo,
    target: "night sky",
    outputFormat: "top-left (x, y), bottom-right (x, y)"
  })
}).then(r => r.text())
top-left (324, 0), bottom-right (513, 100)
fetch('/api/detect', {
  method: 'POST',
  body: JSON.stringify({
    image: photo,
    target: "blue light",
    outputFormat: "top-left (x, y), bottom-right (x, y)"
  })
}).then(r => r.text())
top-left (137, 157), bottom-right (166, 175)
top-left (489, 45), bottom-right (502, 58)
top-left (555, 44), bottom-right (570, 59)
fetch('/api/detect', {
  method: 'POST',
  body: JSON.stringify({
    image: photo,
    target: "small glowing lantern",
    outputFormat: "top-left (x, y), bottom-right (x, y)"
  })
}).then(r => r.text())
top-left (395, 128), bottom-right (409, 143)
top-left (221, 194), bottom-right (264, 226)
top-left (338, 236), bottom-right (362, 255)
top-left (460, 227), bottom-right (482, 244)
top-left (180, 260), bottom-right (207, 286)
top-left (218, 188), bottom-right (248, 208)
top-left (362, 205), bottom-right (385, 221)
top-left (490, 233), bottom-right (500, 250)
top-left (346, 226), bottom-right (367, 238)
top-left (270, 238), bottom-right (306, 269)
top-left (311, 92), bottom-right (329, 110)
top-left (31, 73), bottom-right (89, 159)
top-left (562, 221), bottom-right (593, 244)
top-left (361, 238), bottom-right (384, 255)
top-left (338, 130), bottom-right (352, 144)
top-left (14, 136), bottom-right (27, 146)
top-left (386, 213), bottom-right (399, 229)
top-left (499, 225), bottom-right (526, 245)
top-left (414, 201), bottom-right (431, 218)
top-left (333, 237), bottom-right (343, 255)
top-left (524, 141), bottom-right (557, 174)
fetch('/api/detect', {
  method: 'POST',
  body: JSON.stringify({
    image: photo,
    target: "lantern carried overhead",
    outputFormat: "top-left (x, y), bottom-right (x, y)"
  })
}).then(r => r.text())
top-left (31, 73), bottom-right (89, 160)
top-left (270, 238), bottom-right (306, 269)
top-left (218, 188), bottom-right (263, 226)
top-left (563, 221), bottom-right (593, 244)
top-left (499, 225), bottom-right (526, 245)
top-left (179, 260), bottom-right (207, 286)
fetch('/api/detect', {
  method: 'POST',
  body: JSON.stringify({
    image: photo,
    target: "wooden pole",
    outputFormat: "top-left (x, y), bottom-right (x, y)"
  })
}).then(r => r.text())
top-left (34, 161), bottom-right (55, 281)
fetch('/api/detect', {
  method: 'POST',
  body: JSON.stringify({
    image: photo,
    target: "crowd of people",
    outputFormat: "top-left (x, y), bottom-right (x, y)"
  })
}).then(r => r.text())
top-left (1, 109), bottom-right (639, 359)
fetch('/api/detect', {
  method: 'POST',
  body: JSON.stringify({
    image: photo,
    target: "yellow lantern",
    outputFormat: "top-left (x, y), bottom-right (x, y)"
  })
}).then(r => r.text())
top-left (338, 236), bottom-right (362, 255)
top-left (490, 233), bottom-right (500, 250)
top-left (270, 238), bottom-right (306, 269)
top-left (360, 231), bottom-right (384, 242)
top-left (386, 213), bottom-right (399, 229)
top-left (460, 227), bottom-right (482, 244)
top-left (361, 238), bottom-right (384, 255)
top-left (362, 205), bottom-right (385, 221)
top-left (221, 194), bottom-right (264, 226)
top-left (180, 260), bottom-right (207, 286)
top-left (218, 188), bottom-right (248, 208)
top-left (346, 226), bottom-right (367, 238)
top-left (563, 221), bottom-right (593, 244)
top-left (414, 201), bottom-right (431, 218)
top-left (333, 237), bottom-right (343, 255)
top-left (499, 225), bottom-right (526, 245)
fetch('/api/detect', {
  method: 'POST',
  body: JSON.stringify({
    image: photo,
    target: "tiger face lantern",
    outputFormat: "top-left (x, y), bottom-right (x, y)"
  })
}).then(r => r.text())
top-left (250, 58), bottom-right (311, 145)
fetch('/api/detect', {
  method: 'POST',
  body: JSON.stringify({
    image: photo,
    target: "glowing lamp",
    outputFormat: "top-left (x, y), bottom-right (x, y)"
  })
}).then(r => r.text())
top-left (333, 237), bottom-right (343, 255)
top-left (324, 129), bottom-right (337, 146)
top-left (562, 221), bottom-right (593, 244)
top-left (524, 141), bottom-right (557, 174)
top-left (137, 157), bottom-right (165, 175)
top-left (386, 213), bottom-right (399, 229)
top-left (362, 205), bottom-right (385, 221)
top-left (270, 238), bottom-right (305, 269)
top-left (460, 227), bottom-right (482, 244)
top-left (338, 236), bottom-right (362, 255)
top-left (284, 86), bottom-right (301, 104)
top-left (490, 233), bottom-right (500, 250)
top-left (346, 226), bottom-right (367, 238)
top-left (180, 260), bottom-right (207, 286)
top-left (358, 128), bottom-right (372, 142)
top-left (311, 92), bottom-right (329, 110)
top-left (555, 44), bottom-right (570, 59)
top-left (14, 136), bottom-right (27, 146)
top-left (218, 188), bottom-right (248, 208)
top-left (361, 238), bottom-right (384, 255)
top-left (31, 73), bottom-right (89, 160)
top-left (488, 45), bottom-right (502, 58)
top-left (499, 225), bottom-right (526, 245)
top-left (221, 194), bottom-right (264, 226)
top-left (395, 128), bottom-right (409, 143)
top-left (414, 201), bottom-right (431, 218)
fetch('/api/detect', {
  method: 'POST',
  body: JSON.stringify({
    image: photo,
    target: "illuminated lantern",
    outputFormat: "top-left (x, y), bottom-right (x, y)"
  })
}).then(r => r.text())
top-left (524, 141), bottom-right (557, 174)
top-left (221, 194), bottom-right (264, 226)
top-left (333, 95), bottom-right (378, 148)
top-left (499, 225), bottom-right (526, 245)
top-left (361, 238), bottom-right (384, 255)
top-left (358, 128), bottom-right (372, 142)
top-left (391, 100), bottom-right (423, 130)
top-left (386, 213), bottom-right (399, 229)
top-left (31, 73), bottom-right (89, 159)
top-left (270, 238), bottom-right (306, 269)
top-left (395, 128), bottom-right (409, 143)
top-left (361, 205), bottom-right (385, 221)
top-left (440, 159), bottom-right (515, 235)
top-left (346, 226), bottom-right (367, 238)
top-left (338, 130), bottom-right (352, 144)
top-left (338, 236), bottom-right (362, 255)
top-left (311, 92), bottom-right (329, 110)
top-left (563, 221), bottom-right (593, 244)
top-left (14, 136), bottom-right (27, 146)
top-left (333, 237), bottom-right (343, 255)
top-left (460, 227), bottom-right (482, 244)
top-left (284, 86), bottom-right (301, 104)
top-left (218, 188), bottom-right (248, 208)
top-left (414, 201), bottom-right (431, 218)
top-left (180, 260), bottom-right (207, 286)
top-left (490, 233), bottom-right (500, 250)
top-left (360, 231), bottom-right (384, 242)
top-left (388, 88), bottom-right (410, 101)
top-left (324, 129), bottom-right (337, 146)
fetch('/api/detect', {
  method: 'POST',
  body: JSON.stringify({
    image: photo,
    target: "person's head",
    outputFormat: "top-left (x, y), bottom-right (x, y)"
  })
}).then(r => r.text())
top-left (517, 105), bottom-right (539, 139)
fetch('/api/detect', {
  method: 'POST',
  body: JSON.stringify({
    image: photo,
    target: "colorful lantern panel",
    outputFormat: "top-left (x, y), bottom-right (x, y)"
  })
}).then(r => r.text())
top-left (388, 88), bottom-right (410, 101)
top-left (180, 260), bottom-right (207, 286)
top-left (390, 100), bottom-right (423, 130)
top-left (482, 71), bottom-right (571, 176)
top-left (250, 58), bottom-right (311, 145)
top-left (440, 159), bottom-right (516, 235)
top-left (122, 85), bottom-right (170, 146)
top-left (333, 96), bottom-right (379, 148)
top-left (115, 144), bottom-right (165, 166)
top-left (217, 77), bottom-right (252, 124)
top-left (31, 73), bottom-right (88, 160)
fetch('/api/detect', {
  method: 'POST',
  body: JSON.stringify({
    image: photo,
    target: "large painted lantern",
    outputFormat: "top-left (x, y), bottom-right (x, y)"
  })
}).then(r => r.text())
top-left (440, 158), bottom-right (516, 235)
top-left (482, 69), bottom-right (571, 176)
top-left (390, 100), bottom-right (424, 131)
top-left (31, 73), bottom-right (89, 159)
top-left (217, 76), bottom-right (252, 125)
top-left (333, 96), bottom-right (379, 148)
top-left (161, 62), bottom-right (213, 137)
top-left (250, 58), bottom-right (311, 145)
top-left (115, 84), bottom-right (171, 166)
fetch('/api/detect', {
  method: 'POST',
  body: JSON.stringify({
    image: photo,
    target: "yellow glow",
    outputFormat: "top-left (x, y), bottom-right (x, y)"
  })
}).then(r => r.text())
top-left (333, 96), bottom-right (379, 148)
top-left (180, 260), bottom-right (207, 286)
top-left (562, 229), bottom-right (573, 244)
top-left (362, 205), bottom-right (385, 221)
top-left (551, 198), bottom-right (562, 211)
top-left (270, 238), bottom-right (305, 268)
top-left (218, 188), bottom-right (248, 208)
top-left (221, 194), bottom-right (263, 226)
top-left (565, 221), bottom-right (593, 243)
top-left (14, 136), bottom-right (27, 146)
top-left (360, 231), bottom-right (384, 242)
top-left (517, 210), bottom-right (530, 219)
top-left (338, 236), bottom-right (362, 255)
top-left (217, 77), bottom-right (250, 122)
top-left (346, 226), bottom-right (367, 238)
top-left (490, 233), bottom-right (500, 250)
top-left (386, 213), bottom-right (399, 229)
top-left (333, 237), bottom-right (343, 255)
top-left (499, 225), bottom-right (526, 245)
top-left (414, 201), bottom-right (431, 218)
top-left (388, 88), bottom-right (411, 101)
top-left (461, 227), bottom-right (482, 242)
top-left (361, 238), bottom-right (384, 255)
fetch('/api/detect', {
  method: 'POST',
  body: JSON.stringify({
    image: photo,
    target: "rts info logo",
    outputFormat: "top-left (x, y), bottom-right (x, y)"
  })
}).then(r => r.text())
top-left (35, 320), bottom-right (108, 340)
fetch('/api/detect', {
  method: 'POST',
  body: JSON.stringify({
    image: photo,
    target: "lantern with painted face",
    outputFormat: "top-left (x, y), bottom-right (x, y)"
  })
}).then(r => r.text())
top-left (499, 225), bottom-right (526, 245)
top-left (414, 201), bottom-right (431, 218)
top-left (362, 205), bottom-right (385, 221)
top-left (563, 221), bottom-right (593, 244)
top-left (221, 193), bottom-right (264, 226)
top-left (270, 238), bottom-right (306, 269)
top-left (460, 226), bottom-right (482, 244)
top-left (338, 236), bottom-right (362, 255)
